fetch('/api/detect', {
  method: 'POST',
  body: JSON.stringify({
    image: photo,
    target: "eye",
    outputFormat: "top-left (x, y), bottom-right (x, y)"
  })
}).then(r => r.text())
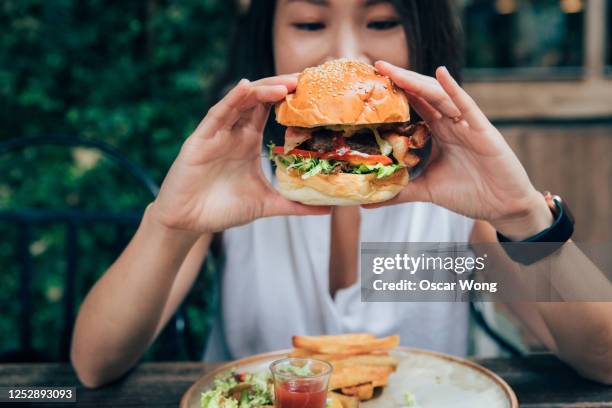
top-left (367, 20), bottom-right (400, 30)
top-left (292, 22), bottom-right (325, 31)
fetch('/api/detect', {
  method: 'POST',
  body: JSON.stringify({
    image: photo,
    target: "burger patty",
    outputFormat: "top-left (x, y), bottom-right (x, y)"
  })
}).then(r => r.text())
top-left (344, 131), bottom-right (381, 155)
top-left (299, 128), bottom-right (381, 155)
top-left (285, 122), bottom-right (429, 164)
top-left (300, 129), bottom-right (335, 152)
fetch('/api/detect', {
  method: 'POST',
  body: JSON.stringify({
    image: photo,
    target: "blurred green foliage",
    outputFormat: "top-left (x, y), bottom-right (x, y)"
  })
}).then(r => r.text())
top-left (0, 0), bottom-right (235, 361)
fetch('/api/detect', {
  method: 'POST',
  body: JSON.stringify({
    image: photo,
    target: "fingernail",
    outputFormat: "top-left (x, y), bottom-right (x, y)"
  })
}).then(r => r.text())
top-left (437, 66), bottom-right (457, 84)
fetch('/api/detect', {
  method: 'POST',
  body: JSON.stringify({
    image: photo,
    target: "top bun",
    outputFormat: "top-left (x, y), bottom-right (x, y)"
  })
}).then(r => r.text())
top-left (275, 59), bottom-right (410, 128)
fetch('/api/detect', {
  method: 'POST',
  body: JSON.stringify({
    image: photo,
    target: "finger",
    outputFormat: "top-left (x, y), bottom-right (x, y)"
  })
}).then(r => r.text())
top-left (375, 61), bottom-right (461, 119)
top-left (197, 80), bottom-right (292, 137)
top-left (233, 103), bottom-right (271, 134)
top-left (252, 103), bottom-right (273, 134)
top-left (193, 78), bottom-right (251, 139)
top-left (226, 85), bottom-right (288, 131)
top-left (252, 73), bottom-right (299, 92)
top-left (435, 66), bottom-right (490, 132)
top-left (362, 178), bottom-right (431, 209)
top-left (252, 84), bottom-right (289, 104)
top-left (263, 194), bottom-right (332, 217)
top-left (428, 136), bottom-right (443, 163)
top-left (237, 84), bottom-right (290, 114)
top-left (410, 95), bottom-right (443, 123)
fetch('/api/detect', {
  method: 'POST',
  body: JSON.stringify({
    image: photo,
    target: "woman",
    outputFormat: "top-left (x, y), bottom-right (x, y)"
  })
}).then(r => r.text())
top-left (71, 0), bottom-right (612, 387)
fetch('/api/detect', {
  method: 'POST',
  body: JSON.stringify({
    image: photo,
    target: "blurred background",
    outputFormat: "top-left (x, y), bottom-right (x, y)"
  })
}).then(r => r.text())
top-left (1, 0), bottom-right (610, 363)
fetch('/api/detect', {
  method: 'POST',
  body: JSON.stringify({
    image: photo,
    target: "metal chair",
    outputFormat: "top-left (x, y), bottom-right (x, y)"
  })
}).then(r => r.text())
top-left (0, 135), bottom-right (206, 362)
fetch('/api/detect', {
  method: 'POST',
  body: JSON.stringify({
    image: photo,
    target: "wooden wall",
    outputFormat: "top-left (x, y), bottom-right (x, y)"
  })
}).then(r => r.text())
top-left (501, 123), bottom-right (612, 242)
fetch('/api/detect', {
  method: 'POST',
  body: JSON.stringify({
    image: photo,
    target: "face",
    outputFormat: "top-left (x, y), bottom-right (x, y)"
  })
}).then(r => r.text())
top-left (273, 0), bottom-right (409, 75)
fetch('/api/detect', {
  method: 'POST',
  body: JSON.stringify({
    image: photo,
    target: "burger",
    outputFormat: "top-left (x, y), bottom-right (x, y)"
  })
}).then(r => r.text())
top-left (270, 59), bottom-right (431, 206)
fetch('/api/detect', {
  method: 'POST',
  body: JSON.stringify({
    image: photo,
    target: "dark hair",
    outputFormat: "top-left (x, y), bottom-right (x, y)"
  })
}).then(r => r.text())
top-left (212, 0), bottom-right (464, 146)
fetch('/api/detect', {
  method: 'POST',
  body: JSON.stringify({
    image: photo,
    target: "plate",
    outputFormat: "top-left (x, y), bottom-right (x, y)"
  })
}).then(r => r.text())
top-left (181, 348), bottom-right (518, 408)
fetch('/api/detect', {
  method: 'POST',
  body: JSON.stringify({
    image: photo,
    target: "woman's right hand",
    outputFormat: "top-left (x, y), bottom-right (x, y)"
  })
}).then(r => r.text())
top-left (150, 75), bottom-right (331, 234)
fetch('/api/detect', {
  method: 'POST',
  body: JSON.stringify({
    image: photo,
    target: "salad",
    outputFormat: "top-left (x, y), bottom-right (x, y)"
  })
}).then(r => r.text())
top-left (200, 371), bottom-right (273, 408)
top-left (200, 370), bottom-right (336, 408)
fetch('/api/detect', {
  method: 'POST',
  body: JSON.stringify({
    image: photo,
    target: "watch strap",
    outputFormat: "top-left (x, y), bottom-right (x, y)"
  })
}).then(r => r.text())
top-left (497, 197), bottom-right (574, 265)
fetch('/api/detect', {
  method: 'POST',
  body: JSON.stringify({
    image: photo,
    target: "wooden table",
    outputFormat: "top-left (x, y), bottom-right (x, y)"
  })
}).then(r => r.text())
top-left (1, 354), bottom-right (611, 407)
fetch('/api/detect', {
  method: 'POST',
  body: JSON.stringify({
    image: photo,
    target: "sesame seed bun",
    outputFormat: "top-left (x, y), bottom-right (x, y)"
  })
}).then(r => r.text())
top-left (275, 59), bottom-right (410, 128)
top-left (275, 158), bottom-right (409, 206)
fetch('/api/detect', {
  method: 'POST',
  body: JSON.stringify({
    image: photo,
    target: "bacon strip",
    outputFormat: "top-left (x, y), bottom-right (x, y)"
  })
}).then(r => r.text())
top-left (383, 123), bottom-right (429, 167)
top-left (283, 127), bottom-right (312, 154)
top-left (408, 123), bottom-right (428, 149)
top-left (384, 133), bottom-right (410, 165)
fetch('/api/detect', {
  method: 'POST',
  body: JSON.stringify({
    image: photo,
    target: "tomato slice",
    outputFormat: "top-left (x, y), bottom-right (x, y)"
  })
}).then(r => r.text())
top-left (335, 153), bottom-right (393, 166)
top-left (271, 146), bottom-right (392, 166)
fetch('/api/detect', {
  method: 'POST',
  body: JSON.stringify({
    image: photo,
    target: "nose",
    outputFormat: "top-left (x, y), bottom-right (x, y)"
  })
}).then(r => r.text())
top-left (324, 24), bottom-right (372, 64)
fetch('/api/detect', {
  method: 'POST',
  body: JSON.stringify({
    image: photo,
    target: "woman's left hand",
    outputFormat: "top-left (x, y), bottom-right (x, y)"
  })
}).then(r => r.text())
top-left (368, 61), bottom-right (553, 240)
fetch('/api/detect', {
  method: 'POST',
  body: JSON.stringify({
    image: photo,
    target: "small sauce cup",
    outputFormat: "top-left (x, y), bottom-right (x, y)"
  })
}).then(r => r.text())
top-left (270, 358), bottom-right (333, 408)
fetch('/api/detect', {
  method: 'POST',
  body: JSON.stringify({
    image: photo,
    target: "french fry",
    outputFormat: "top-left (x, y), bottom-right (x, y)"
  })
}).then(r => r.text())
top-left (292, 333), bottom-right (375, 350)
top-left (329, 354), bottom-right (399, 368)
top-left (371, 372), bottom-right (391, 388)
top-left (329, 365), bottom-right (394, 390)
top-left (341, 382), bottom-right (374, 401)
top-left (293, 335), bottom-right (399, 355)
top-left (339, 335), bottom-right (399, 355)
top-left (326, 392), bottom-right (344, 408)
top-left (289, 350), bottom-right (394, 363)
top-left (329, 391), bottom-right (360, 408)
top-left (288, 333), bottom-right (401, 403)
top-left (287, 348), bottom-right (312, 358)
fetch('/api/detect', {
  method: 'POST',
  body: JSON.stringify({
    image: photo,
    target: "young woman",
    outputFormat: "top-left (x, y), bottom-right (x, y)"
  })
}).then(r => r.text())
top-left (71, 0), bottom-right (612, 387)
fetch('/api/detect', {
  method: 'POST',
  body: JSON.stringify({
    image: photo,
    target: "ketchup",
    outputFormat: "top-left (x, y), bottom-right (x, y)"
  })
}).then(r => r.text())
top-left (270, 146), bottom-right (392, 166)
top-left (275, 380), bottom-right (328, 408)
top-left (331, 135), bottom-right (348, 151)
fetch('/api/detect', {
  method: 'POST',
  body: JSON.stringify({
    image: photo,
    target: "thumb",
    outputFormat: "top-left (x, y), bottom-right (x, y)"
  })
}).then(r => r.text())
top-left (263, 193), bottom-right (332, 217)
top-left (362, 177), bottom-right (431, 209)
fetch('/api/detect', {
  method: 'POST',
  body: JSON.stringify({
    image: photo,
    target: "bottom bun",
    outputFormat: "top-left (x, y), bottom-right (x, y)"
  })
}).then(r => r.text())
top-left (275, 159), bottom-right (408, 206)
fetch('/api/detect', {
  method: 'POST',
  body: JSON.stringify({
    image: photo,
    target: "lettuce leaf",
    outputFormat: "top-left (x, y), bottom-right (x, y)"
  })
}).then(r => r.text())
top-left (201, 372), bottom-right (272, 408)
top-left (351, 163), bottom-right (403, 179)
top-left (200, 389), bottom-right (238, 408)
top-left (270, 144), bottom-right (402, 179)
top-left (275, 153), bottom-right (340, 180)
top-left (371, 127), bottom-right (392, 156)
top-left (277, 364), bottom-right (315, 377)
top-left (403, 391), bottom-right (416, 406)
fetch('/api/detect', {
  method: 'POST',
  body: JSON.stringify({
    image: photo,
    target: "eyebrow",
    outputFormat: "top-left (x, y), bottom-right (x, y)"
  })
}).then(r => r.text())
top-left (364, 0), bottom-right (391, 6)
top-left (285, 0), bottom-right (330, 6)
top-left (284, 0), bottom-right (391, 7)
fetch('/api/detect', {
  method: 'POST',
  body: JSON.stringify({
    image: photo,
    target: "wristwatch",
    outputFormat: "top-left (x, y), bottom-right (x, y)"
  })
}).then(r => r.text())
top-left (496, 192), bottom-right (575, 265)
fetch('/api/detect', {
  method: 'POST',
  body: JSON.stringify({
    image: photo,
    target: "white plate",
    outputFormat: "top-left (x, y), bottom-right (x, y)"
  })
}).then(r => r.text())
top-left (181, 348), bottom-right (518, 408)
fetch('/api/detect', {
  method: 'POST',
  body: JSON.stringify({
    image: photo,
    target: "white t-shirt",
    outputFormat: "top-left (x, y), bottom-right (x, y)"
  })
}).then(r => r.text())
top-left (203, 162), bottom-right (475, 362)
